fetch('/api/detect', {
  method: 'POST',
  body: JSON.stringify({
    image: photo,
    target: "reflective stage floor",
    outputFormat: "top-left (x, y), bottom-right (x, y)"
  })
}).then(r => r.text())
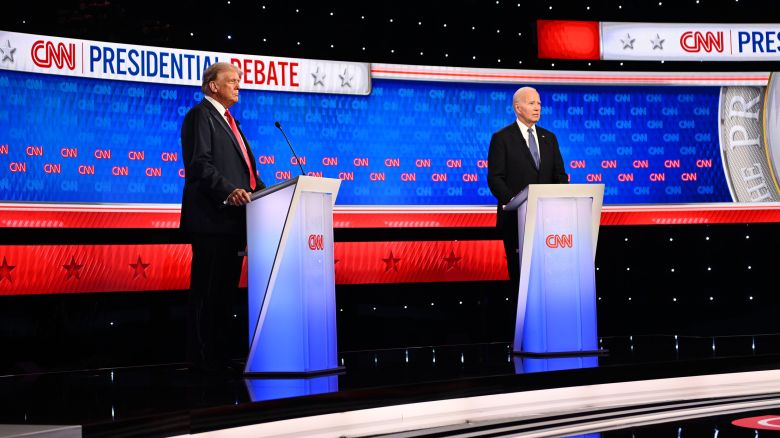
top-left (3, 335), bottom-right (780, 437)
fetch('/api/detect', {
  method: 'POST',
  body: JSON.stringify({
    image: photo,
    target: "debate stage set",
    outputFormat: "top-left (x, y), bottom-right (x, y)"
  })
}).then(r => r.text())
top-left (5, 1), bottom-right (780, 437)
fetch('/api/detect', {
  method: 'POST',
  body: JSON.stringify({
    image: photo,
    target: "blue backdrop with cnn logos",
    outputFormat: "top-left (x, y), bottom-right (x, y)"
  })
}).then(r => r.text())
top-left (0, 70), bottom-right (729, 205)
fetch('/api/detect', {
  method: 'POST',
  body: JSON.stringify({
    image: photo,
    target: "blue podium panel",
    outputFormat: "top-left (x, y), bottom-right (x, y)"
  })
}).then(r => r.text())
top-left (511, 184), bottom-right (603, 356)
top-left (513, 356), bottom-right (599, 374)
top-left (245, 375), bottom-right (339, 402)
top-left (522, 198), bottom-right (598, 354)
top-left (245, 183), bottom-right (296, 343)
top-left (245, 177), bottom-right (340, 375)
top-left (299, 192), bottom-right (339, 371)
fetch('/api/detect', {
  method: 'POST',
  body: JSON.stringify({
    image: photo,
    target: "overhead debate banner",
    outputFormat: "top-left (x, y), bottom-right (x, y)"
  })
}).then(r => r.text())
top-left (0, 31), bottom-right (371, 95)
top-left (538, 20), bottom-right (780, 62)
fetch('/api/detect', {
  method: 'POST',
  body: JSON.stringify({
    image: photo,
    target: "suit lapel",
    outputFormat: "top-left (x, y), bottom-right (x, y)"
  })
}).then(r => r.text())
top-left (536, 129), bottom-right (547, 170)
top-left (510, 122), bottom-right (538, 174)
top-left (202, 100), bottom-right (252, 172)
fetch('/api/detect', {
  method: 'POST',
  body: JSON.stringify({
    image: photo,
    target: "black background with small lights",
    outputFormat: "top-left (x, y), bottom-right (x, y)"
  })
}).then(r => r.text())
top-left (3, 0), bottom-right (780, 71)
top-left (2, 0), bottom-right (780, 373)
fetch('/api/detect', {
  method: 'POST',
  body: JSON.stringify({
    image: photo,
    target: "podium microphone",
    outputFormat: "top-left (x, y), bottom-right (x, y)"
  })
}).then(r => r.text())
top-left (274, 121), bottom-right (305, 176)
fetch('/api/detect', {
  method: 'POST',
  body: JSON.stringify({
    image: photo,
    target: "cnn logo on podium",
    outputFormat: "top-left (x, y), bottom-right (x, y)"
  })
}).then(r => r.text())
top-left (308, 234), bottom-right (324, 251)
top-left (546, 234), bottom-right (573, 249)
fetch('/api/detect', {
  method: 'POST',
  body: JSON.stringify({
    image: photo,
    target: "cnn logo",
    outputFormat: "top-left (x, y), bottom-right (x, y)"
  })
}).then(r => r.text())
top-left (308, 234), bottom-right (324, 250)
top-left (680, 31), bottom-right (724, 53)
top-left (31, 40), bottom-right (76, 70)
top-left (546, 234), bottom-right (573, 249)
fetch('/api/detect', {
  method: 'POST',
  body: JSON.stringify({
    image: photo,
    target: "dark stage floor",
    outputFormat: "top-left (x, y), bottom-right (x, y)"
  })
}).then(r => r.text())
top-left (2, 334), bottom-right (780, 437)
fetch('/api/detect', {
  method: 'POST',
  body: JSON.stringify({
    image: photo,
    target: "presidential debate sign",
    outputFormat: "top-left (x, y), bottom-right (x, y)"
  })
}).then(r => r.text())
top-left (602, 23), bottom-right (780, 62)
top-left (0, 31), bottom-right (370, 94)
top-left (538, 20), bottom-right (780, 62)
top-left (0, 30), bottom-right (778, 211)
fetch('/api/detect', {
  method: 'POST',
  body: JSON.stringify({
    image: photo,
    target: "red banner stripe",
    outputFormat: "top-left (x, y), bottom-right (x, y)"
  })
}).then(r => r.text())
top-left (335, 240), bottom-right (506, 284)
top-left (537, 20), bottom-right (601, 60)
top-left (0, 241), bottom-right (508, 295)
top-left (0, 244), bottom-right (190, 295)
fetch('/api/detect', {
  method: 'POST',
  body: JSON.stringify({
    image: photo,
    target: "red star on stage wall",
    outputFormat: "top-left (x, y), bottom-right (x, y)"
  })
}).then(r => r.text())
top-left (382, 250), bottom-right (401, 273)
top-left (0, 241), bottom-right (506, 294)
top-left (129, 256), bottom-right (151, 279)
top-left (63, 256), bottom-right (84, 280)
top-left (0, 256), bottom-right (15, 283)
top-left (332, 241), bottom-right (507, 284)
top-left (0, 245), bottom-right (193, 295)
top-left (443, 249), bottom-right (462, 272)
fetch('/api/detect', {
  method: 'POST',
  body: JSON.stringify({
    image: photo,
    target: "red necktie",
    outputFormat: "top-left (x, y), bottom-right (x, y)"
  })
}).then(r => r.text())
top-left (224, 109), bottom-right (257, 190)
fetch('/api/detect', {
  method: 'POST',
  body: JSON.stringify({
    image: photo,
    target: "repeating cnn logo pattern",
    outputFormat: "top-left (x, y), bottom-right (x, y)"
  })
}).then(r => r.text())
top-left (308, 234), bottom-right (324, 251)
top-left (545, 234), bottom-right (573, 249)
top-left (31, 40), bottom-right (77, 70)
top-left (0, 70), bottom-right (728, 206)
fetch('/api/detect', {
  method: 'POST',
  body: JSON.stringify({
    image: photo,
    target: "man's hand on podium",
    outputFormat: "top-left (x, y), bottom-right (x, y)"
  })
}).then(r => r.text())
top-left (226, 188), bottom-right (252, 206)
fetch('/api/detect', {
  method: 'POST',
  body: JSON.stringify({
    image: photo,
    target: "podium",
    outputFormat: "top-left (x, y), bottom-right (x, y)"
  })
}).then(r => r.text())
top-left (504, 184), bottom-right (604, 356)
top-left (244, 375), bottom-right (339, 402)
top-left (243, 176), bottom-right (343, 376)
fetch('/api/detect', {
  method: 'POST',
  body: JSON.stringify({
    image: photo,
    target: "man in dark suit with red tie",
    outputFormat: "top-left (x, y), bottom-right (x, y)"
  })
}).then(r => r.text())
top-left (180, 62), bottom-right (266, 373)
top-left (487, 86), bottom-right (568, 287)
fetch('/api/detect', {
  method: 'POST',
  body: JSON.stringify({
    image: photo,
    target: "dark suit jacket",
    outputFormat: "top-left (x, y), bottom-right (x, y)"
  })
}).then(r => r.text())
top-left (487, 121), bottom-right (568, 230)
top-left (180, 99), bottom-right (266, 236)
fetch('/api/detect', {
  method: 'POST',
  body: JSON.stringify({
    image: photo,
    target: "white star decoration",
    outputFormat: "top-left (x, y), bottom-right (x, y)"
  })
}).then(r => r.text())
top-left (311, 66), bottom-right (326, 87)
top-left (651, 33), bottom-right (665, 50)
top-left (620, 33), bottom-right (635, 50)
top-left (0, 40), bottom-right (16, 63)
top-left (338, 68), bottom-right (353, 88)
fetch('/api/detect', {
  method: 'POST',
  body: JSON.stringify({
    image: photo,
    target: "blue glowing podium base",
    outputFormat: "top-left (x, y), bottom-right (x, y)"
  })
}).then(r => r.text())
top-left (504, 184), bottom-right (605, 356)
top-left (243, 176), bottom-right (343, 376)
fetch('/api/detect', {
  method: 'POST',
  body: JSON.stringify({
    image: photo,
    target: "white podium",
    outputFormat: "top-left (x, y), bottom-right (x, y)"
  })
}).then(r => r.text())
top-left (504, 184), bottom-right (604, 356)
top-left (244, 176), bottom-right (343, 376)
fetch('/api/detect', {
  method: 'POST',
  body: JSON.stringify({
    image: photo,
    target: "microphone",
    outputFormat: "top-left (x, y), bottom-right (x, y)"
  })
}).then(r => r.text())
top-left (275, 121), bottom-right (305, 176)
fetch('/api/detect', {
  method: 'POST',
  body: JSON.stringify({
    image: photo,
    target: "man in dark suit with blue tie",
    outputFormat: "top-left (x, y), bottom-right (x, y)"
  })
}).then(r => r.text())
top-left (180, 62), bottom-right (266, 373)
top-left (487, 86), bottom-right (568, 287)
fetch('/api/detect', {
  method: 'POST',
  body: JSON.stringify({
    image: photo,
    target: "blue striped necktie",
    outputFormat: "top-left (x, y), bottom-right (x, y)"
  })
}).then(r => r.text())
top-left (527, 128), bottom-right (540, 169)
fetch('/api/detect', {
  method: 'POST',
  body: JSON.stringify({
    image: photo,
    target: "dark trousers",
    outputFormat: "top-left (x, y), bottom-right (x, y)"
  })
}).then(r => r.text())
top-left (187, 233), bottom-right (246, 369)
top-left (500, 221), bottom-right (521, 297)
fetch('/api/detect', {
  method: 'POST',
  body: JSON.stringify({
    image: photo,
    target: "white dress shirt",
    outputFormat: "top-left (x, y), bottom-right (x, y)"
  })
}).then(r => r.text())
top-left (516, 119), bottom-right (539, 156)
top-left (205, 95), bottom-right (230, 124)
